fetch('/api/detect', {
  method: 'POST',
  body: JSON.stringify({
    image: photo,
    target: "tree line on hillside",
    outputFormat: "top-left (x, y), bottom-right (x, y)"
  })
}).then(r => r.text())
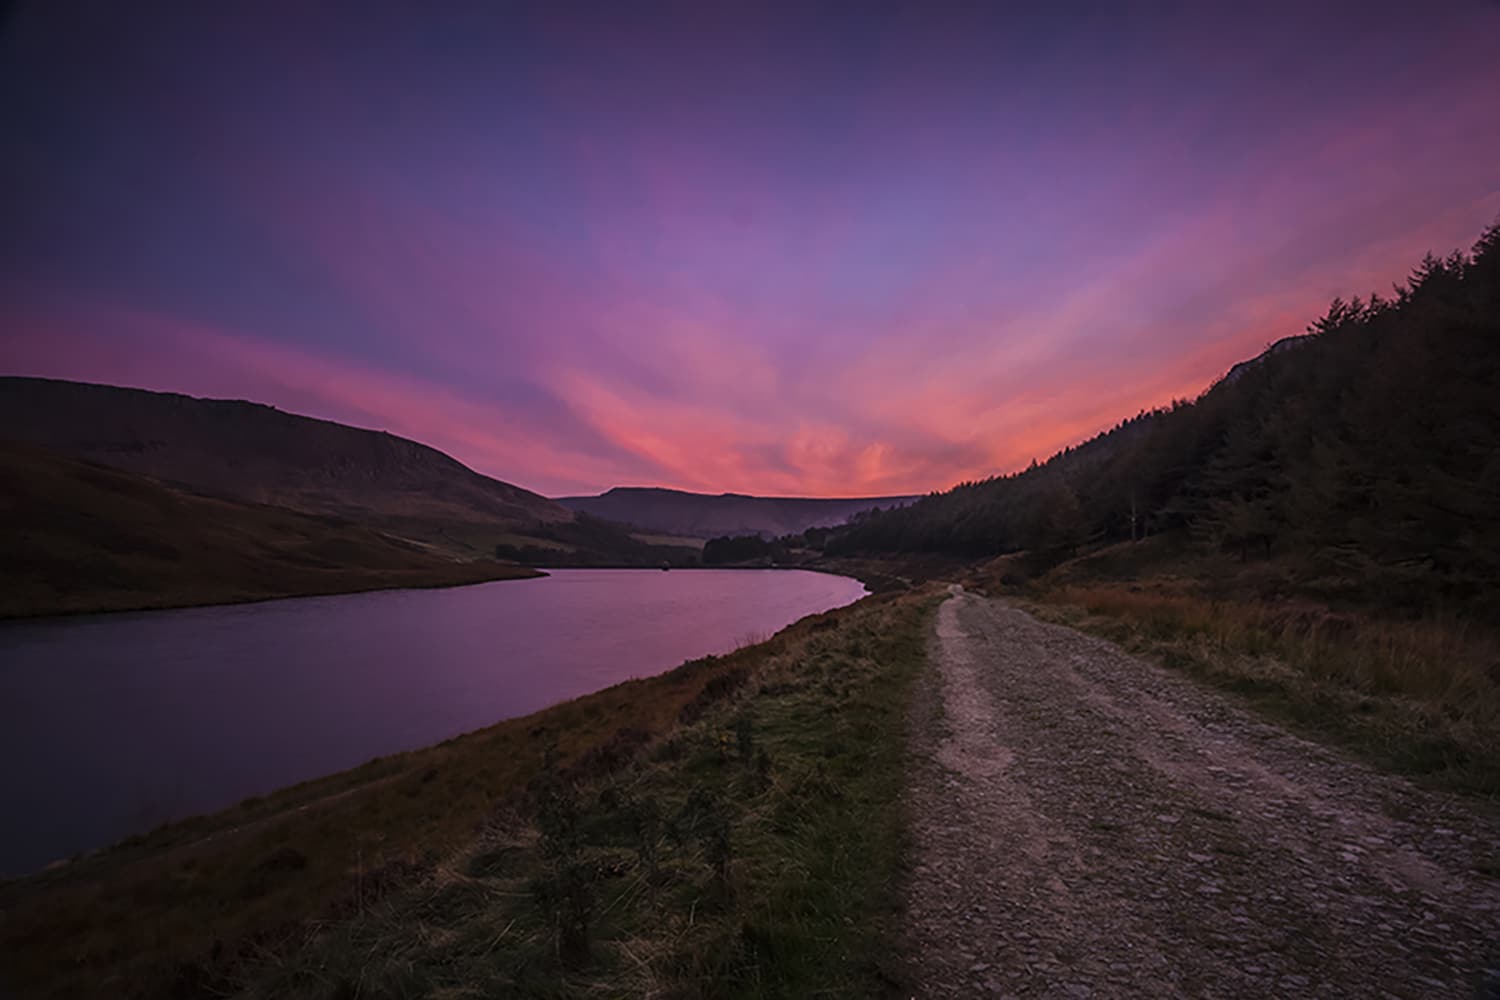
top-left (828, 222), bottom-right (1500, 614)
top-left (702, 534), bottom-right (775, 565)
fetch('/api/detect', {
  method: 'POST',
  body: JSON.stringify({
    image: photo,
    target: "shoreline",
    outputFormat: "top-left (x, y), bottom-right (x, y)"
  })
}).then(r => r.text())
top-left (1, 564), bottom-right (886, 624)
top-left (2, 568), bottom-right (872, 878)
top-left (0, 563), bottom-right (547, 624)
top-left (0, 587), bottom-right (926, 997)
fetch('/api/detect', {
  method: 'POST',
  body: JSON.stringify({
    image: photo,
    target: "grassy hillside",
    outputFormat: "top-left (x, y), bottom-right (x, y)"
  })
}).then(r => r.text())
top-left (832, 221), bottom-right (1500, 618)
top-left (0, 589), bottom-right (932, 999)
top-left (558, 486), bottom-right (920, 540)
top-left (0, 377), bottom-right (562, 527)
top-left (0, 442), bottom-right (538, 619)
top-left (0, 378), bottom-right (684, 566)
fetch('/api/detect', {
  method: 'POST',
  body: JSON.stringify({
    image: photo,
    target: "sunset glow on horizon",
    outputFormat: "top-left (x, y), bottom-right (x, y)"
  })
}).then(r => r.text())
top-left (4, 2), bottom-right (1498, 497)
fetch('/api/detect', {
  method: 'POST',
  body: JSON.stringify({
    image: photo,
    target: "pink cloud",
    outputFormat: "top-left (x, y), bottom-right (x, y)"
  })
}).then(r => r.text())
top-left (7, 4), bottom-right (1500, 500)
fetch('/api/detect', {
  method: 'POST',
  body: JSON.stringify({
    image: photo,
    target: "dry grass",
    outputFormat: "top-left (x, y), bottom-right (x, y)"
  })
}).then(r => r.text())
top-left (1027, 582), bottom-right (1500, 794)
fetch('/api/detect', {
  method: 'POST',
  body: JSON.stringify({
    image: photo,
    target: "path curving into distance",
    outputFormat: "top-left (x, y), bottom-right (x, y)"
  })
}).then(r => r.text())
top-left (904, 585), bottom-right (1499, 998)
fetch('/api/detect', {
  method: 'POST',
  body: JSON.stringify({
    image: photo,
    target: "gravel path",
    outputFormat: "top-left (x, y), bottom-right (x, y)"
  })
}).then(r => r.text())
top-left (904, 586), bottom-right (1500, 998)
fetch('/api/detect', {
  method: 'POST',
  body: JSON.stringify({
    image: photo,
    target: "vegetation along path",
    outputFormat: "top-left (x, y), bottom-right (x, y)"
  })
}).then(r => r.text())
top-left (904, 585), bottom-right (1500, 998)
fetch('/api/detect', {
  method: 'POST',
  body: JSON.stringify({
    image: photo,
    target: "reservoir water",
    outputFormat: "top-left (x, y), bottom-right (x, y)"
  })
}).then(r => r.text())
top-left (0, 568), bottom-right (865, 875)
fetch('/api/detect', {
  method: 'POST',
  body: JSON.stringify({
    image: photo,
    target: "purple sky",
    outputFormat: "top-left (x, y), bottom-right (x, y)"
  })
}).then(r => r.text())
top-left (3, 2), bottom-right (1498, 496)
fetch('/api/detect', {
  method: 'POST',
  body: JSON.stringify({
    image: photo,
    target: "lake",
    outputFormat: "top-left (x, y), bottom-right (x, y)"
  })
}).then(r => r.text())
top-left (0, 568), bottom-right (865, 876)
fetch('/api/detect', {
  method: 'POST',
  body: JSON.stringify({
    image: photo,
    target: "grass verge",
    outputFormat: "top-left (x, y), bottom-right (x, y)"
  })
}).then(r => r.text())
top-left (1, 589), bottom-right (933, 999)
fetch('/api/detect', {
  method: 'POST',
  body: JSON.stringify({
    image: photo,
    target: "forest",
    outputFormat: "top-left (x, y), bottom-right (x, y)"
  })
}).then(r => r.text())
top-left (828, 223), bottom-right (1500, 616)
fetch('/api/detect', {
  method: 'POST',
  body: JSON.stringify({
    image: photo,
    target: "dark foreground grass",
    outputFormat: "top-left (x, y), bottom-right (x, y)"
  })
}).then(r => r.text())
top-left (0, 589), bottom-right (933, 999)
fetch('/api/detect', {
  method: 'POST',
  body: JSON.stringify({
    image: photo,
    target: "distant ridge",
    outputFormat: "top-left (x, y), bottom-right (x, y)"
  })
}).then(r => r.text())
top-left (558, 486), bottom-right (921, 540)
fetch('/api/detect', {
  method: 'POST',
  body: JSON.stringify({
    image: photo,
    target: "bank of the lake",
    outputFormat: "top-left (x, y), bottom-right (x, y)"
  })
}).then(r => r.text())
top-left (0, 569), bottom-right (865, 878)
top-left (0, 584), bottom-right (934, 1000)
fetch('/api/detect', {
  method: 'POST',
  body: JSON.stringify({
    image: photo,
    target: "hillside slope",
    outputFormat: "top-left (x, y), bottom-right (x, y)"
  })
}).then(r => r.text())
top-left (0, 377), bottom-right (563, 529)
top-left (0, 378), bottom-right (683, 565)
top-left (0, 442), bottom-right (537, 618)
top-left (558, 486), bottom-right (920, 539)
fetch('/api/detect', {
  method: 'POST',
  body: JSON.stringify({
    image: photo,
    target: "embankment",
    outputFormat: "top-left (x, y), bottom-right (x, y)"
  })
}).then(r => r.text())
top-left (0, 587), bottom-right (934, 999)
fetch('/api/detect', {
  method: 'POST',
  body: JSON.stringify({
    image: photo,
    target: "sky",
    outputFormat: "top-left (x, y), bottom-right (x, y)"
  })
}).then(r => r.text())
top-left (3, 2), bottom-right (1498, 498)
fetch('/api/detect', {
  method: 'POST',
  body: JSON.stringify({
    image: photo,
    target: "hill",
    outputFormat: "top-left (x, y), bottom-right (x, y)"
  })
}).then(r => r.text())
top-left (0, 378), bottom-right (686, 567)
top-left (0, 376), bottom-right (563, 533)
top-left (0, 441), bottom-right (538, 618)
top-left (557, 486), bottom-right (920, 540)
top-left (830, 221), bottom-right (1500, 616)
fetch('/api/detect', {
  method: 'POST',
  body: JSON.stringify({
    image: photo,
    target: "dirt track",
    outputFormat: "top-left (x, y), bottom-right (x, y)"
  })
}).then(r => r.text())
top-left (904, 586), bottom-right (1500, 998)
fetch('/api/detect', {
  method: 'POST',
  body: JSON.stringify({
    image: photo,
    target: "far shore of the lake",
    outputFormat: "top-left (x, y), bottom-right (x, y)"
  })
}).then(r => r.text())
top-left (0, 562), bottom-right (546, 623)
top-left (0, 561), bottom-right (905, 624)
